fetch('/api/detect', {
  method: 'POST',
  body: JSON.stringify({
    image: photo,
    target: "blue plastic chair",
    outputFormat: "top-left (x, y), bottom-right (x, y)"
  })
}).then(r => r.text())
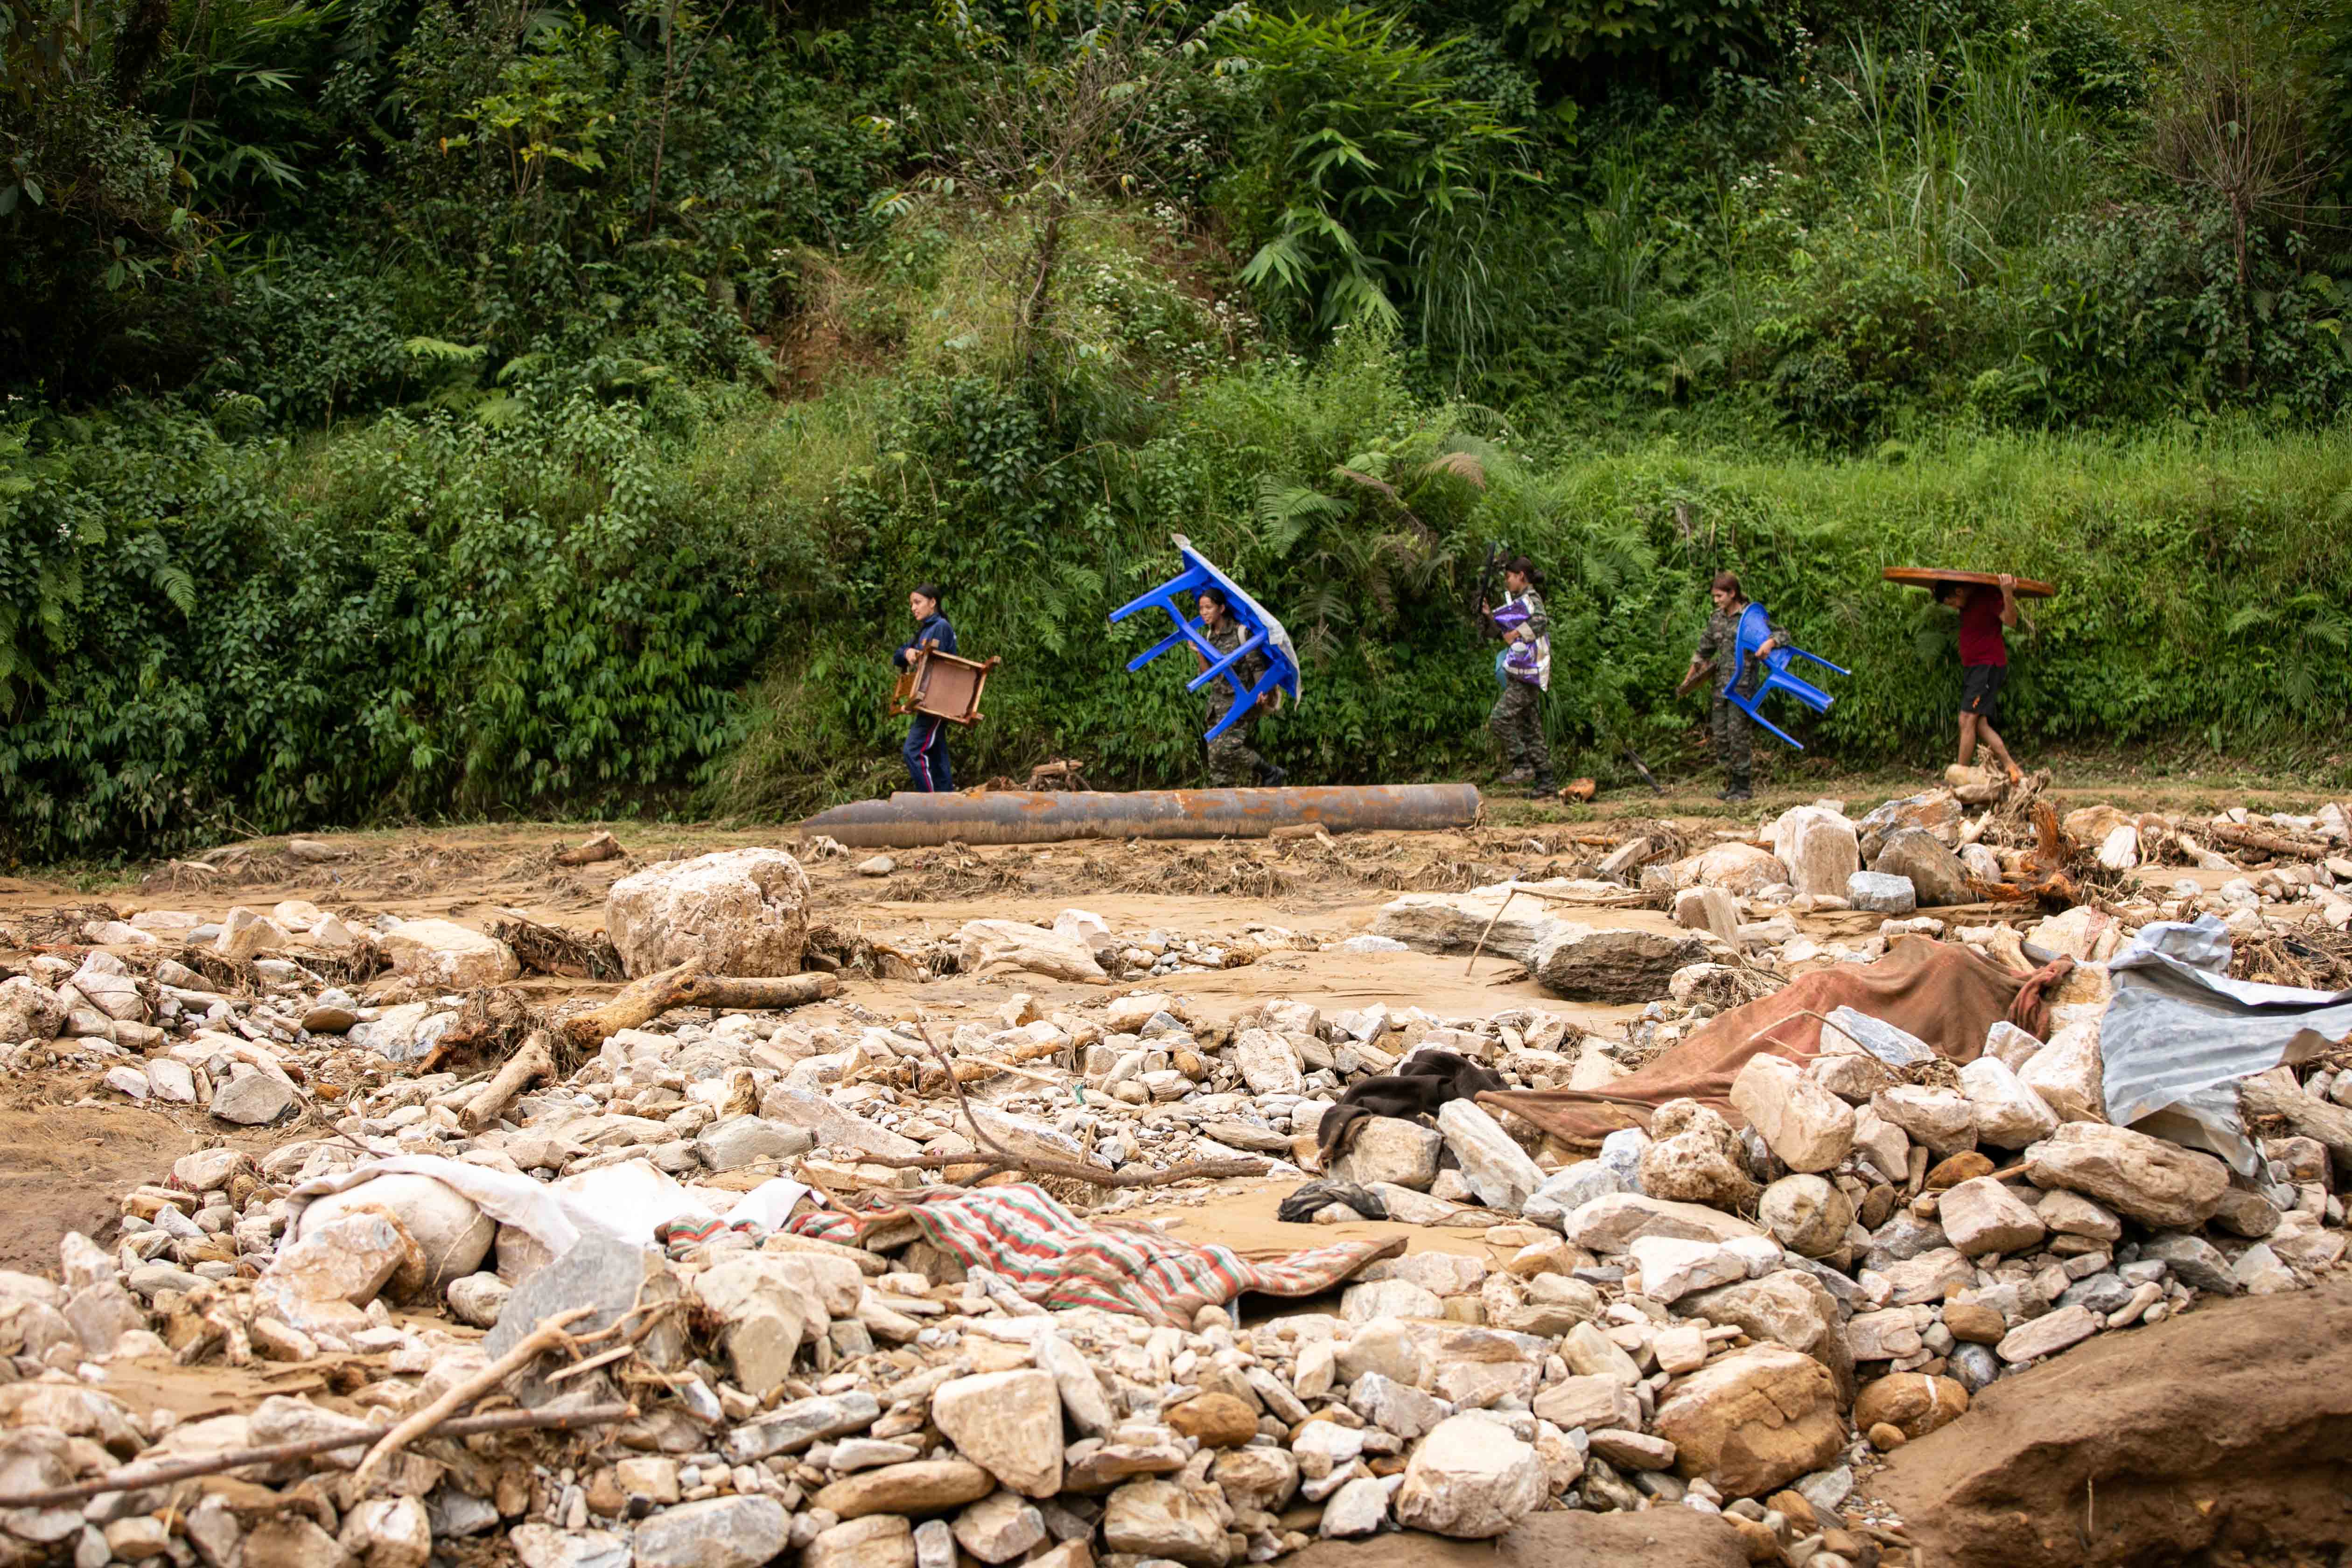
top-left (1721, 602), bottom-right (1848, 750)
top-left (1109, 535), bottom-right (1304, 742)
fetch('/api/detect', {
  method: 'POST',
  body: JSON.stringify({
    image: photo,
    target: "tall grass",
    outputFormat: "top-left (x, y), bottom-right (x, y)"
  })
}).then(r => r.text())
top-left (1842, 36), bottom-right (2100, 282)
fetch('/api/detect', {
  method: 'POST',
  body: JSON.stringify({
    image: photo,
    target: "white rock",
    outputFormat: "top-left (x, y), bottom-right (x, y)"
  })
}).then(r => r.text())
top-left (1332, 1120), bottom-right (1442, 1190)
top-left (1957, 1057), bottom-right (2060, 1148)
top-left (1780, 809), bottom-right (1861, 899)
top-left (301, 1175), bottom-right (494, 1298)
top-left (253, 1212), bottom-right (420, 1334)
top-left (1730, 1054), bottom-right (1855, 1172)
top-left (1318, 1475), bottom-right (1397, 1538)
top-left (381, 920), bottom-right (522, 989)
top-left (930, 1370), bottom-right (1063, 1497)
top-left (1872, 1085), bottom-right (1977, 1155)
top-left (1628, 1237), bottom-right (1750, 1303)
top-left (1435, 1099), bottom-right (1543, 1213)
top-left (1672, 887), bottom-right (1741, 945)
top-left (2019, 1022), bottom-right (2106, 1123)
top-left (1392, 1414), bottom-right (1547, 1539)
top-left (1995, 1303), bottom-right (2100, 1363)
top-left (1938, 1176), bottom-right (2048, 1257)
top-left (214, 907), bottom-right (291, 959)
top-left (955, 920), bottom-right (1107, 985)
top-left (1231, 1029), bottom-right (1304, 1096)
top-left (607, 848), bottom-right (813, 978)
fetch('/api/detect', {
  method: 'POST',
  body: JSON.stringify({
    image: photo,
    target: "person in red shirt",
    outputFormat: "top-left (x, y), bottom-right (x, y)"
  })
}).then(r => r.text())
top-left (1936, 573), bottom-right (2024, 784)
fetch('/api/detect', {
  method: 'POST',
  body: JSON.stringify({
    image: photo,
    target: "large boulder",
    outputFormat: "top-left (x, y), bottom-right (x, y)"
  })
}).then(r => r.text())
top-left (607, 848), bottom-right (812, 978)
top-left (0, 977), bottom-right (66, 1045)
top-left (381, 920), bottom-right (521, 989)
top-left (1560, 1193), bottom-right (1764, 1253)
top-left (2019, 1021), bottom-right (2107, 1123)
top-left (930, 1370), bottom-right (1063, 1497)
top-left (1530, 925), bottom-right (1712, 1004)
top-left (1435, 1101), bottom-right (1543, 1213)
top-left (2023, 1122), bottom-right (2229, 1230)
top-left (298, 1175), bottom-right (494, 1299)
top-left (1870, 830), bottom-right (1972, 907)
top-left (1391, 1415), bottom-right (1548, 1539)
top-left (1683, 1270), bottom-right (1855, 1400)
top-left (1680, 843), bottom-right (1790, 896)
top-left (1730, 1054), bottom-right (1855, 1172)
top-left (252, 1211), bottom-right (422, 1335)
top-left (1652, 1345), bottom-right (1845, 1497)
top-left (1638, 1102), bottom-right (1757, 1207)
top-left (1776, 808), bottom-right (1861, 899)
top-left (955, 921), bottom-right (1107, 985)
top-left (1371, 890), bottom-right (1573, 963)
top-left (1756, 1175), bottom-right (1854, 1259)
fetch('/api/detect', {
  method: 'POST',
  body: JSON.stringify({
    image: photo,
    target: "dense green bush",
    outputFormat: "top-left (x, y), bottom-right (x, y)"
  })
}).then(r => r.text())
top-left (0, 393), bottom-right (785, 857)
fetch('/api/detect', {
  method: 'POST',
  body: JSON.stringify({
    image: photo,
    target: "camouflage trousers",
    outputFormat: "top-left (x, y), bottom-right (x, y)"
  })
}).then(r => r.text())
top-left (1711, 693), bottom-right (1754, 787)
top-left (1488, 679), bottom-right (1550, 776)
top-left (1205, 713), bottom-right (1264, 786)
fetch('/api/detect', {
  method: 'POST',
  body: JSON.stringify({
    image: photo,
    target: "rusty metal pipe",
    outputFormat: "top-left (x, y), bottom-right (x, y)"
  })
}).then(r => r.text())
top-left (799, 784), bottom-right (1482, 848)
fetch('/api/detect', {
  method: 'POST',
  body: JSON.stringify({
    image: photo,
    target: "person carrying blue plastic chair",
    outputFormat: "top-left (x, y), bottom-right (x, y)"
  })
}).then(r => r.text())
top-left (1680, 572), bottom-right (1848, 799)
top-left (1109, 536), bottom-right (1303, 787)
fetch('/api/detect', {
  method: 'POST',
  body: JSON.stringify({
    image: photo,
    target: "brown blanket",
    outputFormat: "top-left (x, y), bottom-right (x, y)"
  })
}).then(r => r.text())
top-left (1317, 1049), bottom-right (1508, 1164)
top-left (1484, 937), bottom-right (2072, 1149)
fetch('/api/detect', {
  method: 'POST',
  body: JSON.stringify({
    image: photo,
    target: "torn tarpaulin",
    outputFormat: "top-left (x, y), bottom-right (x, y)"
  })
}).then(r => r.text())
top-left (2100, 916), bottom-right (2352, 1171)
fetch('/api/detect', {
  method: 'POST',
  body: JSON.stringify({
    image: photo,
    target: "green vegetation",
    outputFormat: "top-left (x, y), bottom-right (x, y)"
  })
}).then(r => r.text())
top-left (4, 0), bottom-right (2350, 859)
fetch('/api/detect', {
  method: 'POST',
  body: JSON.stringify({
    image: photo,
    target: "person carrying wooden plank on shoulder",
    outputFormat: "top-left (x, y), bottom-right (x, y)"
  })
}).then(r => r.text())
top-left (1936, 573), bottom-right (2026, 785)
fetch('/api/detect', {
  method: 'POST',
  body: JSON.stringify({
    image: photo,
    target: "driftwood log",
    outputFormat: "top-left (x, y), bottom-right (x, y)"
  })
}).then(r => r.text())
top-left (2195, 821), bottom-right (2331, 861)
top-left (0, 1403), bottom-right (637, 1508)
top-left (554, 831), bottom-right (624, 867)
top-left (559, 966), bottom-right (841, 1054)
top-left (461, 1029), bottom-right (557, 1131)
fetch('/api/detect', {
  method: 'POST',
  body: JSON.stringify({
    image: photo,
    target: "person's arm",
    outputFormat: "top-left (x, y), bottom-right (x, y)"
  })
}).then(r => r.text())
top-left (933, 616), bottom-right (958, 656)
top-left (1997, 574), bottom-right (2019, 628)
top-left (1757, 610), bottom-right (1789, 658)
top-left (1513, 593), bottom-right (1550, 645)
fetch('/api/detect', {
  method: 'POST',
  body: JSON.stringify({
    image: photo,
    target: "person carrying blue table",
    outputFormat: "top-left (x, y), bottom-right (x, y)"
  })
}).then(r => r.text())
top-left (893, 583), bottom-right (957, 792)
top-left (1197, 587), bottom-right (1287, 787)
top-left (1683, 572), bottom-right (1784, 802)
top-left (1482, 556), bottom-right (1555, 798)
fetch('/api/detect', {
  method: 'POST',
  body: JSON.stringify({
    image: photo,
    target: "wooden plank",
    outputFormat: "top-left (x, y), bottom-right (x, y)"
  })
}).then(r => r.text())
top-left (1881, 567), bottom-right (2057, 599)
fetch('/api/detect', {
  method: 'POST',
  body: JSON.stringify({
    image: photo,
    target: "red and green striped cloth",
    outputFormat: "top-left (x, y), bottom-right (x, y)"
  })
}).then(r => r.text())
top-left (788, 1183), bottom-right (1402, 1326)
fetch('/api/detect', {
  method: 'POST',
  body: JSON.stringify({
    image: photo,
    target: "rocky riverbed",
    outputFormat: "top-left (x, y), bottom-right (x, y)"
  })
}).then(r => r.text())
top-left (2, 777), bottom-right (2349, 1568)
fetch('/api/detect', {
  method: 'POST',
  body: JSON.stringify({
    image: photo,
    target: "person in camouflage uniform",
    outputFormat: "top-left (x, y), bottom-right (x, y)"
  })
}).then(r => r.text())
top-left (1484, 556), bottom-right (1554, 797)
top-left (1683, 571), bottom-right (1785, 802)
top-left (1197, 588), bottom-right (1286, 787)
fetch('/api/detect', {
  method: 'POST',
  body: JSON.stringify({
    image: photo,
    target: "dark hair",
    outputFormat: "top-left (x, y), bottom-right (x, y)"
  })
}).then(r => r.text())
top-left (1197, 585), bottom-right (1232, 611)
top-left (1711, 571), bottom-right (1743, 597)
top-left (1503, 556), bottom-right (1544, 585)
top-left (911, 583), bottom-right (944, 609)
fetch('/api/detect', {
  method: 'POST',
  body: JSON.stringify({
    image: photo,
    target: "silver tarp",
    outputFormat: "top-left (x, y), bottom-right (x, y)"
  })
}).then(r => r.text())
top-left (2100, 916), bottom-right (2352, 1172)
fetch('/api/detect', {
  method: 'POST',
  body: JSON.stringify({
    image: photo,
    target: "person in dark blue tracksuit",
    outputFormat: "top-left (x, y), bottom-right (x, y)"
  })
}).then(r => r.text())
top-left (894, 583), bottom-right (957, 792)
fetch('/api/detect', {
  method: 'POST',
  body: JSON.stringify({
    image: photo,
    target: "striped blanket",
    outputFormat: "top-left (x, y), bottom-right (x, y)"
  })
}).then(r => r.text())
top-left (787, 1183), bottom-right (1403, 1325)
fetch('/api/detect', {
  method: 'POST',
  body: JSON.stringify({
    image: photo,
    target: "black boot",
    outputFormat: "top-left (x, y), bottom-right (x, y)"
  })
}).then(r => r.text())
top-left (1255, 759), bottom-right (1288, 788)
top-left (1529, 773), bottom-right (1556, 799)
